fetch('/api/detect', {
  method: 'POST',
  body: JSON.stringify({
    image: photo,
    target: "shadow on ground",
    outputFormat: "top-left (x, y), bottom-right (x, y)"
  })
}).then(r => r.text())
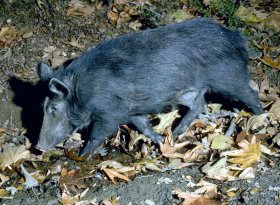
top-left (9, 77), bottom-right (47, 145)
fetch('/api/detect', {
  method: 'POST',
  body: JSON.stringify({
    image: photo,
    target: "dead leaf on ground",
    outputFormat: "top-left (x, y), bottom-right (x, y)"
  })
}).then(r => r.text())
top-left (50, 49), bottom-right (69, 68)
top-left (273, 133), bottom-right (280, 146)
top-left (129, 21), bottom-right (142, 31)
top-left (201, 157), bottom-right (230, 180)
top-left (128, 130), bottom-right (150, 151)
top-left (160, 140), bottom-right (190, 159)
top-left (183, 144), bottom-right (208, 162)
top-left (0, 189), bottom-right (9, 199)
top-left (60, 168), bottom-right (92, 192)
top-left (21, 28), bottom-right (33, 39)
top-left (234, 5), bottom-right (268, 23)
top-left (259, 12), bottom-right (280, 32)
top-left (259, 55), bottom-right (280, 70)
top-left (222, 140), bottom-right (261, 168)
top-left (269, 100), bottom-right (280, 121)
top-left (173, 189), bottom-right (220, 205)
top-left (253, 40), bottom-right (280, 54)
top-left (98, 160), bottom-right (137, 178)
top-left (153, 110), bottom-right (180, 134)
top-left (20, 164), bottom-right (39, 189)
top-left (207, 103), bottom-right (222, 114)
top-left (170, 9), bottom-right (194, 22)
top-left (59, 188), bottom-right (89, 205)
top-left (99, 196), bottom-right (120, 205)
top-left (102, 168), bottom-right (131, 183)
top-left (63, 37), bottom-right (85, 49)
top-left (195, 180), bottom-right (218, 198)
top-left (67, 0), bottom-right (95, 17)
top-left (0, 27), bottom-right (21, 47)
top-left (0, 144), bottom-right (30, 171)
top-left (237, 167), bottom-right (255, 180)
top-left (210, 134), bottom-right (233, 150)
top-left (107, 10), bottom-right (119, 24)
top-left (166, 158), bottom-right (194, 170)
top-left (144, 162), bottom-right (163, 171)
top-left (0, 128), bottom-right (5, 137)
top-left (245, 113), bottom-right (272, 134)
top-left (0, 173), bottom-right (9, 186)
top-left (42, 46), bottom-right (70, 67)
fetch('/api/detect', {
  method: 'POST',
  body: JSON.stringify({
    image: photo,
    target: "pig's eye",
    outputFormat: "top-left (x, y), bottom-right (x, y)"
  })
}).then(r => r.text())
top-left (51, 105), bottom-right (58, 113)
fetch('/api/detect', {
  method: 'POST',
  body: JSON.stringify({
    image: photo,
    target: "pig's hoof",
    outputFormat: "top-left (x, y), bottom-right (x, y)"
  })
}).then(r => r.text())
top-left (79, 148), bottom-right (91, 157)
top-left (79, 144), bottom-right (93, 157)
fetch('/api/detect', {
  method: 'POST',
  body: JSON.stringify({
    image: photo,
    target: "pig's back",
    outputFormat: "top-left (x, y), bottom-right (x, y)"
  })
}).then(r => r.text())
top-left (71, 18), bottom-right (248, 114)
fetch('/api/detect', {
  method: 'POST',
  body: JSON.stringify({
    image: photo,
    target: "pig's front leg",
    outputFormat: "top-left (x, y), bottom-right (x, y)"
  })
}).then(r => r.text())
top-left (80, 119), bottom-right (118, 157)
top-left (129, 115), bottom-right (164, 143)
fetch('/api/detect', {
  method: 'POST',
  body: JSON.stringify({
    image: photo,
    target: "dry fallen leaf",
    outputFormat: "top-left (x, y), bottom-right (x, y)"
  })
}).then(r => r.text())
top-left (166, 158), bottom-right (194, 170)
top-left (195, 180), bottom-right (218, 198)
top-left (0, 189), bottom-right (9, 199)
top-left (170, 9), bottom-right (194, 22)
top-left (0, 145), bottom-right (30, 171)
top-left (20, 164), bottom-right (39, 189)
top-left (173, 189), bottom-right (220, 205)
top-left (0, 173), bottom-right (9, 186)
top-left (183, 144), bottom-right (207, 162)
top-left (128, 130), bottom-right (150, 151)
top-left (259, 12), bottom-right (280, 32)
top-left (273, 133), bottom-right (280, 146)
top-left (102, 168), bottom-right (131, 183)
top-left (50, 49), bottom-right (69, 68)
top-left (21, 28), bottom-right (33, 39)
top-left (153, 110), bottom-right (180, 134)
top-left (223, 142), bottom-right (261, 168)
top-left (210, 134), bottom-right (233, 150)
top-left (207, 103), bottom-right (222, 114)
top-left (0, 128), bottom-right (5, 137)
top-left (63, 37), bottom-right (85, 49)
top-left (129, 21), bottom-right (142, 31)
top-left (269, 100), bottom-right (280, 120)
top-left (99, 197), bottom-right (120, 205)
top-left (60, 168), bottom-right (91, 192)
top-left (237, 167), bottom-right (255, 180)
top-left (245, 113), bottom-right (272, 134)
top-left (201, 157), bottom-right (230, 180)
top-left (107, 10), bottom-right (119, 24)
top-left (144, 162), bottom-right (162, 171)
top-left (160, 140), bottom-right (190, 159)
top-left (59, 190), bottom-right (80, 205)
top-left (259, 55), bottom-right (280, 70)
top-left (67, 0), bottom-right (95, 17)
top-left (0, 27), bottom-right (21, 47)
top-left (98, 160), bottom-right (136, 177)
top-left (234, 5), bottom-right (267, 23)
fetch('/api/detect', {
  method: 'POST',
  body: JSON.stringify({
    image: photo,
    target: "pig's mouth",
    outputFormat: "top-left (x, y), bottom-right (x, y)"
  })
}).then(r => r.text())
top-left (35, 134), bottom-right (70, 152)
top-left (35, 139), bottom-right (63, 152)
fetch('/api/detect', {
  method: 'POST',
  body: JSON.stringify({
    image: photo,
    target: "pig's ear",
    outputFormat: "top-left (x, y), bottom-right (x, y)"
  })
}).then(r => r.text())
top-left (37, 62), bottom-right (53, 81)
top-left (49, 78), bottom-right (70, 98)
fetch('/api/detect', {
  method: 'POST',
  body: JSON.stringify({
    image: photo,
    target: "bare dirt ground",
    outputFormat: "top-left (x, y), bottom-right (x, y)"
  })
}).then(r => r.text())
top-left (0, 1), bottom-right (280, 205)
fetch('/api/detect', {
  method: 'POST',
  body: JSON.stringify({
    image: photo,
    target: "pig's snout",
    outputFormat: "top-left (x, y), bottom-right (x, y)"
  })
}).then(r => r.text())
top-left (35, 143), bottom-right (55, 152)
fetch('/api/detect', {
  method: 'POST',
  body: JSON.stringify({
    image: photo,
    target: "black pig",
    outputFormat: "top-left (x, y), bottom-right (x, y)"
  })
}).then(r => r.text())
top-left (36, 18), bottom-right (262, 156)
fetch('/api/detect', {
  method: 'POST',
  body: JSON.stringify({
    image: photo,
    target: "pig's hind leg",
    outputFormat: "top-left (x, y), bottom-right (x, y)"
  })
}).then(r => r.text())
top-left (210, 78), bottom-right (263, 114)
top-left (208, 62), bottom-right (263, 114)
top-left (129, 115), bottom-right (164, 143)
top-left (173, 89), bottom-right (207, 136)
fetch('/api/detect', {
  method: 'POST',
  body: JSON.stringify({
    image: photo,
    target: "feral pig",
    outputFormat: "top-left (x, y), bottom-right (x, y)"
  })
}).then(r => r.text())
top-left (36, 18), bottom-right (262, 156)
